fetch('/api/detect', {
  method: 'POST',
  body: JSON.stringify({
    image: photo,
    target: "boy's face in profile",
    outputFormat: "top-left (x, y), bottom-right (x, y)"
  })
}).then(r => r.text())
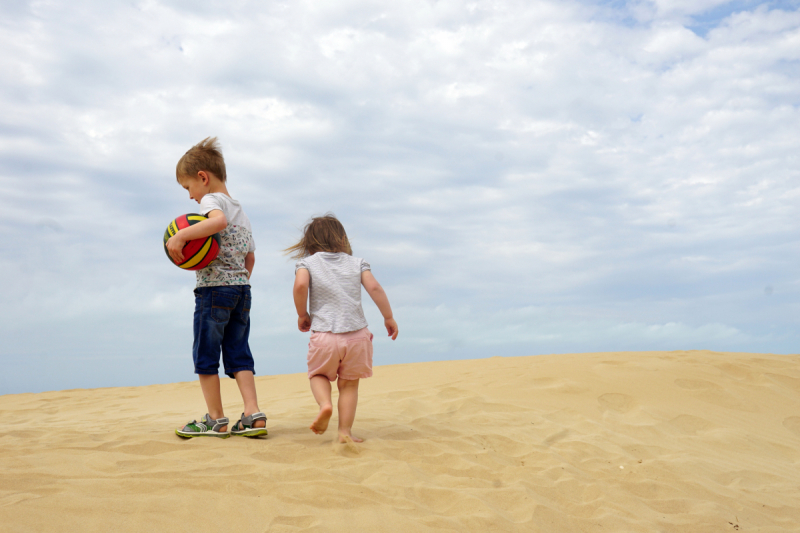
top-left (177, 172), bottom-right (210, 204)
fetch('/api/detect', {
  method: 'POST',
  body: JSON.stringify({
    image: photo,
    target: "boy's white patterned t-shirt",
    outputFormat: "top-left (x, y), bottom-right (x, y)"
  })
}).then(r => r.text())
top-left (195, 192), bottom-right (255, 287)
top-left (295, 252), bottom-right (371, 333)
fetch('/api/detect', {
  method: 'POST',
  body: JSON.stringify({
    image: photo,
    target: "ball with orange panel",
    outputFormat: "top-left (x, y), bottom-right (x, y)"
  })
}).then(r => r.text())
top-left (163, 214), bottom-right (221, 270)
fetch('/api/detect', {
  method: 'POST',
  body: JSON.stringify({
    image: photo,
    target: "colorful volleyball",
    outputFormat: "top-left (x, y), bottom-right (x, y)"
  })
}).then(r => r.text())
top-left (163, 214), bottom-right (221, 270)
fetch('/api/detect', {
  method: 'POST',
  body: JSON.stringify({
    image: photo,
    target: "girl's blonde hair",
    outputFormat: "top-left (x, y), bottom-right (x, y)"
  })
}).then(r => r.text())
top-left (284, 214), bottom-right (352, 259)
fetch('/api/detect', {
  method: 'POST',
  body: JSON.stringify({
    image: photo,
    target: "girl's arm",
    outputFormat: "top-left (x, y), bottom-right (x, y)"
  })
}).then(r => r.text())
top-left (361, 271), bottom-right (398, 340)
top-left (166, 209), bottom-right (227, 263)
top-left (293, 268), bottom-right (311, 332)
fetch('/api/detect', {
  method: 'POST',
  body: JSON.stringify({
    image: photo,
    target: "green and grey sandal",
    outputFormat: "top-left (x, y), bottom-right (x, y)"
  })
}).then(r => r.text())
top-left (176, 413), bottom-right (230, 439)
top-left (231, 412), bottom-right (268, 437)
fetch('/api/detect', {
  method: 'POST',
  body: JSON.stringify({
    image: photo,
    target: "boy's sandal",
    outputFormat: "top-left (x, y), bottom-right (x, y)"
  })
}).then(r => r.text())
top-left (176, 413), bottom-right (230, 439)
top-left (231, 412), bottom-right (268, 437)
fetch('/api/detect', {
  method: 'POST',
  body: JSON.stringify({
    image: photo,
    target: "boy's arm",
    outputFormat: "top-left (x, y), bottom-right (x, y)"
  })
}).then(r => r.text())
top-left (245, 252), bottom-right (255, 279)
top-left (361, 271), bottom-right (398, 340)
top-left (166, 209), bottom-right (227, 263)
top-left (293, 268), bottom-right (311, 332)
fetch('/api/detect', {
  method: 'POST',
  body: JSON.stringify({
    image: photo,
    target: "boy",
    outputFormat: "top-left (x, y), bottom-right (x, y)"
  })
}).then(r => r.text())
top-left (166, 137), bottom-right (267, 438)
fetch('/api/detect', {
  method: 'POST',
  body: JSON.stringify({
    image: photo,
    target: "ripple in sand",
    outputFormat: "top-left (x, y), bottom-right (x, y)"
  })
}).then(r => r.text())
top-left (665, 414), bottom-right (716, 435)
top-left (674, 379), bottom-right (719, 390)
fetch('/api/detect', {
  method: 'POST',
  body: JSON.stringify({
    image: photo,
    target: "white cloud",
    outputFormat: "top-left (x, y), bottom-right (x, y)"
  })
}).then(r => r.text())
top-left (0, 0), bottom-right (798, 394)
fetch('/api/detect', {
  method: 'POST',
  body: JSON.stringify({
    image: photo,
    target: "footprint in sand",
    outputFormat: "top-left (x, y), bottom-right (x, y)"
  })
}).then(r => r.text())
top-left (531, 377), bottom-right (560, 387)
top-left (715, 363), bottom-right (756, 381)
top-left (753, 357), bottom-right (794, 370)
top-left (436, 386), bottom-right (465, 399)
top-left (767, 374), bottom-right (800, 392)
top-left (598, 393), bottom-right (636, 414)
top-left (111, 441), bottom-right (185, 457)
top-left (675, 379), bottom-right (757, 412)
top-left (268, 515), bottom-right (319, 529)
top-left (333, 436), bottom-right (361, 457)
top-left (782, 417), bottom-right (800, 437)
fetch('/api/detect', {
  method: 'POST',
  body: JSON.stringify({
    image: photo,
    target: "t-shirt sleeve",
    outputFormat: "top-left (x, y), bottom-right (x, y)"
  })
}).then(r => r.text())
top-left (359, 258), bottom-right (371, 272)
top-left (295, 258), bottom-right (309, 273)
top-left (198, 194), bottom-right (224, 217)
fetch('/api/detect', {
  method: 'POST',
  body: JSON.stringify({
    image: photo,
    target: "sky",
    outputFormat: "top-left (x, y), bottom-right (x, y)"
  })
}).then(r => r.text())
top-left (1, 0), bottom-right (798, 395)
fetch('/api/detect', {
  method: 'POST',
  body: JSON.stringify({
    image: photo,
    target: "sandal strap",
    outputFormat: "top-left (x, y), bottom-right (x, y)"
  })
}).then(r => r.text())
top-left (201, 413), bottom-right (229, 432)
top-left (238, 412), bottom-right (267, 428)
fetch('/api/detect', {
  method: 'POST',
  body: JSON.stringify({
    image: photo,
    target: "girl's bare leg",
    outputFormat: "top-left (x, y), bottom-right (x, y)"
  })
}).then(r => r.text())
top-left (309, 375), bottom-right (333, 434)
top-left (337, 378), bottom-right (362, 443)
top-left (233, 370), bottom-right (266, 428)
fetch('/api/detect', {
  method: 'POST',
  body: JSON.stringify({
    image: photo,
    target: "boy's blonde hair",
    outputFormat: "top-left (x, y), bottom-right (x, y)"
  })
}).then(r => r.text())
top-left (176, 137), bottom-right (227, 182)
top-left (284, 214), bottom-right (353, 259)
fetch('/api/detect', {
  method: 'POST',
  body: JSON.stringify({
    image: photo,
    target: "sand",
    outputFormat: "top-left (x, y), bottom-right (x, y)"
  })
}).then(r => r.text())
top-left (2, 350), bottom-right (800, 532)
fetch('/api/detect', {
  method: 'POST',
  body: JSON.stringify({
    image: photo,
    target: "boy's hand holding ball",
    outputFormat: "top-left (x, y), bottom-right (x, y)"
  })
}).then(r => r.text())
top-left (166, 233), bottom-right (187, 264)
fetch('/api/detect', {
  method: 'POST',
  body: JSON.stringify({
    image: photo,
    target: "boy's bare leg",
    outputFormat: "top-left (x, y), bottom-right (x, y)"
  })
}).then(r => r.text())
top-left (233, 370), bottom-right (266, 428)
top-left (309, 375), bottom-right (333, 434)
top-left (197, 374), bottom-right (227, 432)
top-left (337, 378), bottom-right (362, 443)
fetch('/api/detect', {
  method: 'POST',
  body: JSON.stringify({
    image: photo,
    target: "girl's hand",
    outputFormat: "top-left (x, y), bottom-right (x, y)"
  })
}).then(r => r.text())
top-left (298, 313), bottom-right (311, 332)
top-left (384, 317), bottom-right (398, 340)
top-left (166, 234), bottom-right (187, 263)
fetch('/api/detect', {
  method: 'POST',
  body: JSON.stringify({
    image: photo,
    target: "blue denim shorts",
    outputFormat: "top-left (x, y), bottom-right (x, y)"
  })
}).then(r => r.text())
top-left (193, 285), bottom-right (255, 378)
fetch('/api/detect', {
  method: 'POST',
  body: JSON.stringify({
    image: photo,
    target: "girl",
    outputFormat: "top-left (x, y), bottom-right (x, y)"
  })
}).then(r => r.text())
top-left (287, 214), bottom-right (398, 443)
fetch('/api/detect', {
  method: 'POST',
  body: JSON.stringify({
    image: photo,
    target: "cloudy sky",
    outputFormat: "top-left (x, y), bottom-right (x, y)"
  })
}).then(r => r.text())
top-left (1, 0), bottom-right (798, 394)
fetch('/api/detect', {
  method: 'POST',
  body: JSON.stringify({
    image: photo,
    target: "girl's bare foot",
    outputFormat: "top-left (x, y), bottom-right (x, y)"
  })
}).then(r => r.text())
top-left (339, 432), bottom-right (363, 443)
top-left (310, 404), bottom-right (333, 434)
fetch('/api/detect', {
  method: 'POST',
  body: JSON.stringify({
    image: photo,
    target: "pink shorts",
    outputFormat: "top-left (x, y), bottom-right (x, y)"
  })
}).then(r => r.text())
top-left (307, 328), bottom-right (373, 381)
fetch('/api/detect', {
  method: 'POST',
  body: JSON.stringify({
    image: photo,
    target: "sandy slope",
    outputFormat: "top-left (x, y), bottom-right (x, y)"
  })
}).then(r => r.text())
top-left (2, 350), bottom-right (800, 532)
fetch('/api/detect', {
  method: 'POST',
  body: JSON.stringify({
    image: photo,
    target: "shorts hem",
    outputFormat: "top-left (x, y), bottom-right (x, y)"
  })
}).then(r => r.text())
top-left (338, 372), bottom-right (372, 380)
top-left (224, 367), bottom-right (255, 378)
top-left (308, 373), bottom-right (336, 382)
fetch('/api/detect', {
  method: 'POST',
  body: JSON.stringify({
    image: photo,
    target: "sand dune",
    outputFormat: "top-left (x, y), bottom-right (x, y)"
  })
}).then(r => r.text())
top-left (2, 350), bottom-right (800, 532)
